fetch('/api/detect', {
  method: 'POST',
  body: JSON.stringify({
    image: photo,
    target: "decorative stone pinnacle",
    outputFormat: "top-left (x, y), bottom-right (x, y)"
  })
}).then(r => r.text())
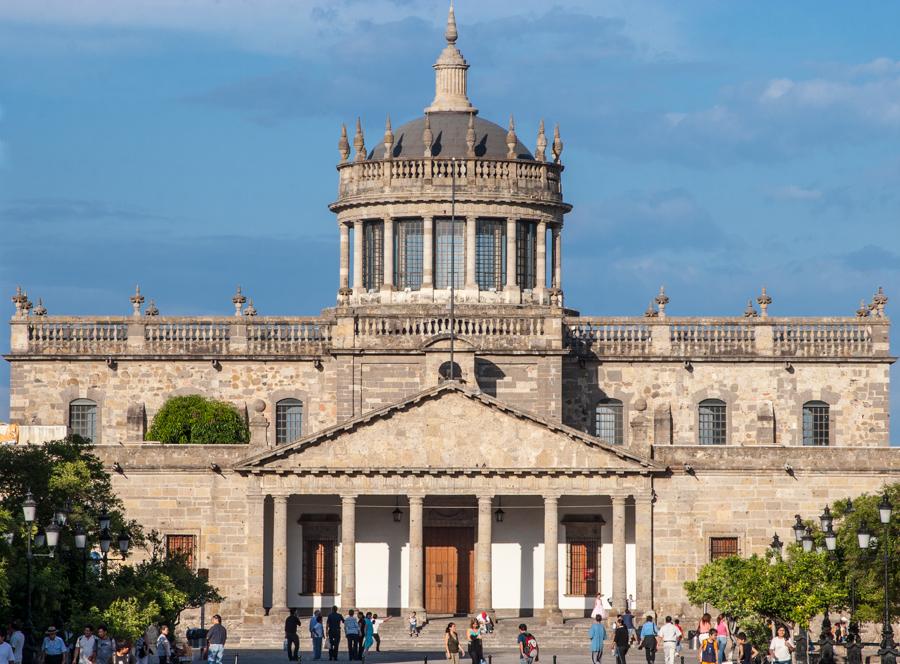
top-left (12, 286), bottom-right (28, 317)
top-left (872, 286), bottom-right (888, 317)
top-left (856, 299), bottom-right (870, 318)
top-left (423, 114), bottom-right (433, 157)
top-left (552, 124), bottom-right (563, 164)
top-left (506, 115), bottom-right (517, 159)
top-left (425, 3), bottom-right (475, 114)
top-left (757, 287), bottom-right (772, 317)
top-left (644, 300), bottom-right (658, 318)
top-left (353, 118), bottom-right (366, 162)
top-left (129, 284), bottom-right (144, 316)
top-left (33, 298), bottom-right (47, 317)
top-left (243, 299), bottom-right (258, 317)
top-left (535, 119), bottom-right (547, 162)
top-left (744, 299), bottom-right (758, 318)
top-left (144, 300), bottom-right (159, 316)
top-left (383, 115), bottom-right (394, 159)
top-left (445, 1), bottom-right (458, 44)
top-left (338, 123), bottom-right (350, 163)
top-left (465, 112), bottom-right (476, 158)
top-left (232, 285), bottom-right (246, 316)
top-left (654, 286), bottom-right (669, 318)
top-left (22, 295), bottom-right (32, 316)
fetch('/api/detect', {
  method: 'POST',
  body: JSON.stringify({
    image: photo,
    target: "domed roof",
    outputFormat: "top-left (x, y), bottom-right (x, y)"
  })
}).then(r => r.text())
top-left (374, 112), bottom-right (534, 161)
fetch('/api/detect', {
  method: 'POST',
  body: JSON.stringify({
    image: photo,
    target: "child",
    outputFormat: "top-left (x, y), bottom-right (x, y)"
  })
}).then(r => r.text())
top-left (736, 632), bottom-right (758, 664)
top-left (408, 612), bottom-right (418, 637)
top-left (699, 629), bottom-right (718, 664)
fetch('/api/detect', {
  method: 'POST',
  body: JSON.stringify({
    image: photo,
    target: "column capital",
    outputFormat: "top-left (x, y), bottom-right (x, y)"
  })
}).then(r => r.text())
top-left (407, 493), bottom-right (425, 504)
top-left (542, 492), bottom-right (562, 503)
top-left (633, 494), bottom-right (654, 505)
top-left (341, 494), bottom-right (359, 505)
top-left (272, 494), bottom-right (289, 504)
top-left (611, 494), bottom-right (628, 505)
top-left (477, 494), bottom-right (495, 504)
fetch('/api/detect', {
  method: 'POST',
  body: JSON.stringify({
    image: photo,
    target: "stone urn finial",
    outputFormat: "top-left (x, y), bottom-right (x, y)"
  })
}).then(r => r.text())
top-left (465, 112), bottom-right (476, 158)
top-left (232, 285), bottom-right (246, 316)
top-left (353, 117), bottom-right (366, 162)
top-left (644, 300), bottom-right (658, 318)
top-left (744, 299), bottom-right (758, 318)
top-left (338, 123), bottom-right (350, 163)
top-left (243, 298), bottom-right (258, 317)
top-left (22, 294), bottom-right (32, 316)
top-left (145, 299), bottom-right (159, 316)
top-left (506, 115), bottom-right (518, 159)
top-left (757, 287), bottom-right (772, 318)
top-left (33, 298), bottom-right (47, 317)
top-left (655, 286), bottom-right (669, 318)
top-left (383, 115), bottom-right (394, 159)
top-left (130, 284), bottom-right (145, 317)
top-left (445, 0), bottom-right (458, 44)
top-left (872, 286), bottom-right (888, 317)
top-left (12, 286), bottom-right (28, 318)
top-left (535, 119), bottom-right (547, 163)
top-left (856, 299), bottom-right (870, 318)
top-left (551, 124), bottom-right (563, 164)
top-left (423, 114), bottom-right (433, 157)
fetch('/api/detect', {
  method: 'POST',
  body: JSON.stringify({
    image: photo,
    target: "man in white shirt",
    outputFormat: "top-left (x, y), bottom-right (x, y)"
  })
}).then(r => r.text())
top-left (74, 626), bottom-right (97, 664)
top-left (0, 631), bottom-right (16, 664)
top-left (659, 616), bottom-right (681, 664)
top-left (8, 623), bottom-right (24, 664)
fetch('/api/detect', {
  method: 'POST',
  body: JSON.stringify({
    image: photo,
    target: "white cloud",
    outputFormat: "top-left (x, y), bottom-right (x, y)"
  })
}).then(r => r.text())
top-left (769, 185), bottom-right (823, 201)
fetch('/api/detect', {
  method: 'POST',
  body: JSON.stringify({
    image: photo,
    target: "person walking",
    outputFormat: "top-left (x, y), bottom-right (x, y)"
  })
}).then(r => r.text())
top-left (284, 608), bottom-right (300, 662)
top-left (325, 606), bottom-right (343, 661)
top-left (370, 614), bottom-right (389, 652)
top-left (467, 619), bottom-right (483, 664)
top-left (9, 622), bottom-right (24, 664)
top-left (735, 632), bottom-right (757, 664)
top-left (623, 609), bottom-right (636, 645)
top-left (94, 626), bottom-right (115, 664)
top-left (613, 617), bottom-right (631, 664)
top-left (203, 615), bottom-right (227, 664)
top-left (74, 626), bottom-right (96, 664)
top-left (360, 613), bottom-right (374, 660)
top-left (696, 614), bottom-right (712, 650)
top-left (659, 616), bottom-right (680, 664)
top-left (768, 626), bottom-right (794, 664)
top-left (590, 614), bottom-right (608, 663)
top-left (112, 641), bottom-right (133, 664)
top-left (699, 630), bottom-right (718, 664)
top-left (714, 616), bottom-right (730, 664)
top-left (639, 615), bottom-right (659, 664)
top-left (155, 626), bottom-right (170, 664)
top-left (41, 628), bottom-right (67, 664)
top-left (517, 624), bottom-right (539, 664)
top-left (0, 631), bottom-right (16, 664)
top-left (444, 623), bottom-right (462, 664)
top-left (344, 611), bottom-right (360, 661)
top-left (310, 614), bottom-right (324, 661)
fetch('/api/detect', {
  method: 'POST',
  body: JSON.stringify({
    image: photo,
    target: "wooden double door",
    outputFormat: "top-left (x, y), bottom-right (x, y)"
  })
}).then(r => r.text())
top-left (424, 526), bottom-right (475, 615)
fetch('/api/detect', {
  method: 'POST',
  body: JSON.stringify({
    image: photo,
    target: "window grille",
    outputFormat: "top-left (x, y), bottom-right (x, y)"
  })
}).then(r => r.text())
top-left (516, 220), bottom-right (537, 289)
top-left (699, 399), bottom-right (727, 445)
top-left (69, 399), bottom-right (97, 442)
top-left (394, 219), bottom-right (423, 290)
top-left (709, 537), bottom-right (738, 560)
top-left (434, 218), bottom-right (464, 289)
top-left (595, 399), bottom-right (624, 445)
top-left (475, 219), bottom-right (506, 290)
top-left (275, 398), bottom-right (303, 444)
top-left (166, 534), bottom-right (196, 568)
top-left (302, 538), bottom-right (337, 594)
top-left (802, 401), bottom-right (830, 446)
top-left (362, 220), bottom-right (384, 291)
top-left (566, 538), bottom-right (600, 596)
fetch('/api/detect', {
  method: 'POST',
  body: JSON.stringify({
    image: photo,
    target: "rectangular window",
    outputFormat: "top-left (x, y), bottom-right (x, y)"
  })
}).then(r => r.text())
top-left (303, 538), bottom-right (337, 594)
top-left (516, 220), bottom-right (537, 289)
top-left (475, 219), bottom-right (506, 290)
top-left (394, 219), bottom-right (423, 290)
top-left (275, 399), bottom-right (303, 444)
top-left (802, 403), bottom-right (829, 446)
top-left (566, 538), bottom-right (600, 596)
top-left (362, 220), bottom-right (383, 291)
top-left (595, 400), bottom-right (624, 445)
top-left (166, 534), bottom-right (196, 568)
top-left (434, 218), bottom-right (464, 289)
top-left (709, 537), bottom-right (739, 561)
top-left (699, 400), bottom-right (727, 445)
top-left (69, 400), bottom-right (97, 442)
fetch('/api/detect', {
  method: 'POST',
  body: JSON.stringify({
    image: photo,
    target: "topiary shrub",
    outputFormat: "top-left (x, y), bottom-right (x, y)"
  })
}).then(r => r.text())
top-left (146, 395), bottom-right (249, 444)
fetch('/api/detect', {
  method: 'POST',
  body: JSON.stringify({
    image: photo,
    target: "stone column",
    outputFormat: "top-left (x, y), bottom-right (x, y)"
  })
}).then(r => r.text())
top-left (505, 217), bottom-right (519, 300)
top-left (465, 216), bottom-right (478, 291)
top-left (612, 496), bottom-right (627, 612)
top-left (552, 225), bottom-right (562, 290)
top-left (382, 217), bottom-right (394, 294)
top-left (272, 495), bottom-right (289, 611)
top-left (543, 494), bottom-right (563, 623)
top-left (475, 495), bottom-right (494, 613)
top-left (339, 222), bottom-right (350, 290)
top-left (422, 216), bottom-right (434, 291)
top-left (408, 495), bottom-right (426, 618)
top-left (244, 491), bottom-right (267, 622)
top-left (352, 220), bottom-right (364, 295)
top-left (536, 220), bottom-right (547, 292)
top-left (341, 495), bottom-right (357, 611)
top-left (634, 494), bottom-right (653, 614)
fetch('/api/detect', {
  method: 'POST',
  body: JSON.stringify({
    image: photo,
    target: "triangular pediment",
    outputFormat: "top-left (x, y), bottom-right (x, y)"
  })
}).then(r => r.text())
top-left (236, 383), bottom-right (660, 475)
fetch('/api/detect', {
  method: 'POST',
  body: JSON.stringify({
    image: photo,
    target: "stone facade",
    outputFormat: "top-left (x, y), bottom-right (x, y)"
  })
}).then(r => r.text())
top-left (4, 5), bottom-right (897, 643)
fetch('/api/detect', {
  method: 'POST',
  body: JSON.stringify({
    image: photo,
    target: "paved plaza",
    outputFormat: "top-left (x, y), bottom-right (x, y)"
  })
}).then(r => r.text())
top-left (226, 648), bottom-right (661, 664)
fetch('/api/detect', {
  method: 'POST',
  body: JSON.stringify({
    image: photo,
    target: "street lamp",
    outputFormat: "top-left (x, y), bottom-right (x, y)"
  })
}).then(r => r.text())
top-left (820, 506), bottom-right (833, 532)
top-left (874, 494), bottom-right (896, 663)
top-left (117, 531), bottom-right (131, 556)
top-left (99, 511), bottom-right (111, 532)
top-left (793, 514), bottom-right (806, 542)
top-left (824, 525), bottom-right (837, 552)
top-left (494, 498), bottom-right (505, 523)
top-left (802, 526), bottom-right (815, 553)
top-left (857, 524), bottom-right (871, 549)
top-left (21, 491), bottom-right (62, 624)
top-left (22, 492), bottom-right (37, 523)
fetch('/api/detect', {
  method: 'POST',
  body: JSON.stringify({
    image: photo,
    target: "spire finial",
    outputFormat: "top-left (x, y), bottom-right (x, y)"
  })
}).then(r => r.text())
top-left (423, 114), bottom-right (433, 157)
top-left (12, 285), bottom-right (28, 317)
top-left (757, 287), bottom-right (772, 318)
top-left (33, 298), bottom-right (47, 317)
top-left (383, 115), bottom-right (394, 159)
top-left (130, 284), bottom-right (145, 317)
top-left (655, 285), bottom-right (669, 318)
top-left (552, 124), bottom-right (564, 164)
top-left (144, 299), bottom-right (159, 317)
top-left (445, 1), bottom-right (458, 44)
top-left (353, 118), bottom-right (366, 162)
top-left (243, 298), bottom-right (258, 317)
top-left (744, 299), bottom-right (758, 318)
top-left (535, 119), bottom-right (547, 162)
top-left (232, 285), bottom-right (246, 316)
top-left (338, 123), bottom-right (350, 163)
top-left (506, 115), bottom-right (517, 159)
top-left (465, 112), bottom-right (476, 158)
top-left (856, 299), bottom-right (870, 318)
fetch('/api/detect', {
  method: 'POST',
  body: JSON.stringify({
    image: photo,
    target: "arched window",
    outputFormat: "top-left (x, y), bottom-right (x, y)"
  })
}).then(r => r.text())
top-left (802, 401), bottom-right (830, 446)
top-left (69, 399), bottom-right (98, 442)
top-left (275, 398), bottom-right (304, 445)
top-left (594, 399), bottom-right (624, 445)
top-left (698, 399), bottom-right (727, 445)
top-left (362, 220), bottom-right (384, 292)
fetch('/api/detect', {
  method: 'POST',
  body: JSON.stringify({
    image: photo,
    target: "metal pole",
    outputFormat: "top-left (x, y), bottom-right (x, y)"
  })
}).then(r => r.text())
top-left (26, 523), bottom-right (33, 624)
top-left (449, 157), bottom-right (456, 380)
top-left (878, 514), bottom-right (897, 659)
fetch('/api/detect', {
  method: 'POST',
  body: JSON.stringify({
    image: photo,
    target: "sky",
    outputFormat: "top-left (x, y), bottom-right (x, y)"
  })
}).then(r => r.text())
top-left (0, 0), bottom-right (898, 442)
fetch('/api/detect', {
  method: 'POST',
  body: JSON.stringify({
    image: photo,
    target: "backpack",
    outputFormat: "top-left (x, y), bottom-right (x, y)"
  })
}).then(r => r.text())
top-left (524, 633), bottom-right (539, 658)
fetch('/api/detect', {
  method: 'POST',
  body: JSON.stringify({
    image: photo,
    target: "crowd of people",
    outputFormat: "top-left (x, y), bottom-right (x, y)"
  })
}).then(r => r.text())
top-left (0, 615), bottom-right (227, 664)
top-left (285, 607), bottom-right (389, 661)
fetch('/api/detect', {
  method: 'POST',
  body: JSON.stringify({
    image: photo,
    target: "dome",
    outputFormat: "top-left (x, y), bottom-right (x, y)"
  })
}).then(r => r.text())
top-left (373, 112), bottom-right (534, 161)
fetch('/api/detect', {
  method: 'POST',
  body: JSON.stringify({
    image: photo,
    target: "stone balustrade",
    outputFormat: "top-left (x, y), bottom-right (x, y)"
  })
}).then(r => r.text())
top-left (335, 157), bottom-right (564, 203)
top-left (8, 312), bottom-right (890, 358)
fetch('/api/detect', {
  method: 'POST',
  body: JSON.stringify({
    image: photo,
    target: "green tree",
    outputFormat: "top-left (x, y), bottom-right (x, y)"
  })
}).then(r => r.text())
top-left (146, 395), bottom-right (249, 444)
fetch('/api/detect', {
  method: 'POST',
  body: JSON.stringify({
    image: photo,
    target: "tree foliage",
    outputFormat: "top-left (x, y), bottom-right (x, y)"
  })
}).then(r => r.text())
top-left (146, 395), bottom-right (249, 444)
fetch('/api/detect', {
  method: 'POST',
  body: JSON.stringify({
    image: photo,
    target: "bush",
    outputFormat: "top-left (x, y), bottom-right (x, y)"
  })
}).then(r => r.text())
top-left (146, 395), bottom-right (249, 444)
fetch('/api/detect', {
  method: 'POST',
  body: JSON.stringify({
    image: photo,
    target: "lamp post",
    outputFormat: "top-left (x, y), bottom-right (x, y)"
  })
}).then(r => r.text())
top-left (769, 533), bottom-right (784, 563)
top-left (21, 491), bottom-right (63, 624)
top-left (875, 494), bottom-right (896, 664)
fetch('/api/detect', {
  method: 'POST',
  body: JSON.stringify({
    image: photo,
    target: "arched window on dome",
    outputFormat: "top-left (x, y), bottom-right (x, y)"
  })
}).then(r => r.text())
top-left (69, 398), bottom-right (98, 442)
top-left (475, 218), bottom-right (506, 290)
top-left (802, 401), bottom-right (830, 446)
top-left (362, 220), bottom-right (384, 292)
top-left (516, 220), bottom-right (537, 289)
top-left (698, 399), bottom-right (727, 445)
top-left (594, 398), bottom-right (623, 445)
top-left (434, 218), bottom-right (464, 289)
top-left (394, 219), bottom-right (423, 290)
top-left (275, 398), bottom-right (304, 445)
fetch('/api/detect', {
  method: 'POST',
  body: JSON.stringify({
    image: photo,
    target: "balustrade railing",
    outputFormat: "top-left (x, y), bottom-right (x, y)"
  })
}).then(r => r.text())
top-left (670, 322), bottom-right (756, 356)
top-left (355, 314), bottom-right (545, 338)
top-left (145, 320), bottom-right (231, 353)
top-left (246, 319), bottom-right (332, 354)
top-left (773, 322), bottom-right (873, 357)
top-left (564, 320), bottom-right (652, 355)
top-left (27, 319), bottom-right (128, 354)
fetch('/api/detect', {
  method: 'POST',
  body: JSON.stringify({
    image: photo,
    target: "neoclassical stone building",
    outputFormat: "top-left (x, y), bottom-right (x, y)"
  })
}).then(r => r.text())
top-left (4, 6), bottom-right (897, 643)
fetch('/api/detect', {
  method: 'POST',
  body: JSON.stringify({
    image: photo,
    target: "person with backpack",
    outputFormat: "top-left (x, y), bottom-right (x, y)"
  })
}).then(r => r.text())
top-left (638, 615), bottom-right (659, 664)
top-left (517, 624), bottom-right (539, 664)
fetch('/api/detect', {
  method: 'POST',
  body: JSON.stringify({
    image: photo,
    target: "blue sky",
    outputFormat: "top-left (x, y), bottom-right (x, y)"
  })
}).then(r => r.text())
top-left (0, 1), bottom-right (898, 442)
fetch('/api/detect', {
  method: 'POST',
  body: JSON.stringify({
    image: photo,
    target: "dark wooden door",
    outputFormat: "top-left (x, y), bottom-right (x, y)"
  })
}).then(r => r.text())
top-left (424, 526), bottom-right (474, 615)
